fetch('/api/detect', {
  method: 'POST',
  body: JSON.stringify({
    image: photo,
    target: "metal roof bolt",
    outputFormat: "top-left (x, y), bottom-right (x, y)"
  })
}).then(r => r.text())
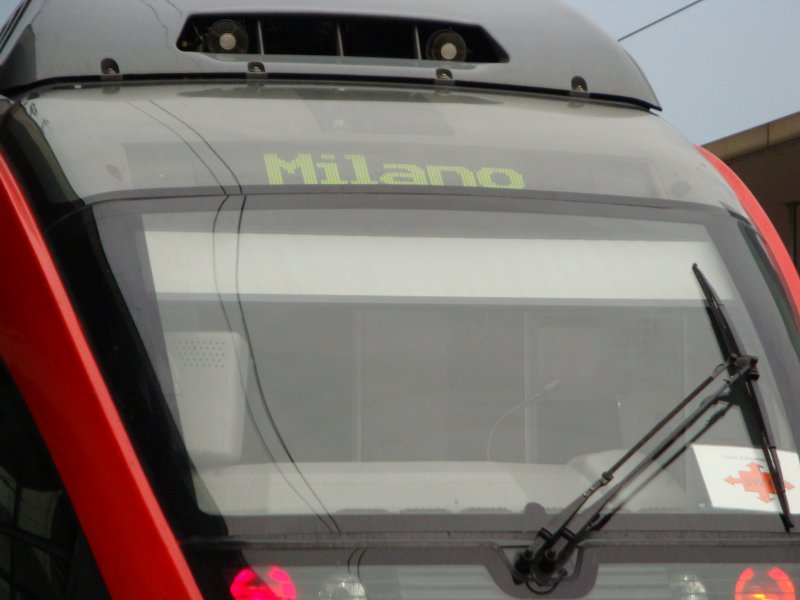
top-left (436, 68), bottom-right (453, 81)
top-left (571, 76), bottom-right (588, 92)
top-left (246, 61), bottom-right (268, 81)
top-left (100, 58), bottom-right (120, 76)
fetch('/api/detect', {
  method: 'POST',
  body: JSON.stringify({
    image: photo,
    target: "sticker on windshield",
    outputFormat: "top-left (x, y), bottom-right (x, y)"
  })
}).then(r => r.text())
top-left (693, 445), bottom-right (800, 512)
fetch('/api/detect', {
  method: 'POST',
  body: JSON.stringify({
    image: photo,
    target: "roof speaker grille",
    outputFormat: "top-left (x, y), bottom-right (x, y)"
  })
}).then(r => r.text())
top-left (177, 14), bottom-right (508, 64)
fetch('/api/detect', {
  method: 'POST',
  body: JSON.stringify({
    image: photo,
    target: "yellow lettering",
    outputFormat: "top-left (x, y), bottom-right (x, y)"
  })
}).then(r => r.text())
top-left (380, 163), bottom-right (428, 185)
top-left (317, 154), bottom-right (348, 184)
top-left (263, 152), bottom-right (527, 190)
top-left (426, 165), bottom-right (477, 187)
top-left (264, 153), bottom-right (317, 185)
top-left (345, 154), bottom-right (379, 184)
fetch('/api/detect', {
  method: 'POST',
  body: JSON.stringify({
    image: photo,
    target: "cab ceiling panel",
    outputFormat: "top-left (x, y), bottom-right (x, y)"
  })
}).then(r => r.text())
top-left (0, 0), bottom-right (660, 109)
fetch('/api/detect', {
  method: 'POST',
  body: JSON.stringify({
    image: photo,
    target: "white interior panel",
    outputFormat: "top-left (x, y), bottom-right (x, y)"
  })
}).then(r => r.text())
top-left (145, 231), bottom-right (734, 301)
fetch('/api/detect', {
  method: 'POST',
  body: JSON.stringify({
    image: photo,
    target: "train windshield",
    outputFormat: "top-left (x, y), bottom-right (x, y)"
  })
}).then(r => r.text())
top-left (92, 192), bottom-right (800, 526)
top-left (4, 82), bottom-right (800, 538)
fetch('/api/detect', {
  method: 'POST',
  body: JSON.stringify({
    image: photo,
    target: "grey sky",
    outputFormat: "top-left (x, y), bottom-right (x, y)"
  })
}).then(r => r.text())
top-left (0, 1), bottom-right (14, 22)
top-left (566, 0), bottom-right (800, 143)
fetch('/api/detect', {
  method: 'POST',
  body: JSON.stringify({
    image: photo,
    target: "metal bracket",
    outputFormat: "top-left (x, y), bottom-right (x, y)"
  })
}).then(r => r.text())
top-left (100, 58), bottom-right (122, 81)
top-left (247, 61), bottom-right (268, 80)
top-left (435, 68), bottom-right (455, 86)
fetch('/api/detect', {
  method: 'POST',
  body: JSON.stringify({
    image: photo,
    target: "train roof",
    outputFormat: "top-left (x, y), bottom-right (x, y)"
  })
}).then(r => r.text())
top-left (0, 0), bottom-right (660, 109)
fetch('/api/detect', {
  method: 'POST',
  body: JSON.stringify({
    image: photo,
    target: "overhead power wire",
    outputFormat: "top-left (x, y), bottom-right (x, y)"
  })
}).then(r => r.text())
top-left (617, 0), bottom-right (706, 42)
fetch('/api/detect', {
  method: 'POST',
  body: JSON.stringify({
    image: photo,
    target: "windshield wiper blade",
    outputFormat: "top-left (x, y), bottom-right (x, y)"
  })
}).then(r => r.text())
top-left (510, 354), bottom-right (752, 592)
top-left (692, 263), bottom-right (793, 533)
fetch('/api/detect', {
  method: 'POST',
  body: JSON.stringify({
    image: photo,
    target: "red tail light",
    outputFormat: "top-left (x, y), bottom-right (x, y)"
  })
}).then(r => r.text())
top-left (230, 566), bottom-right (297, 600)
top-left (735, 567), bottom-right (796, 600)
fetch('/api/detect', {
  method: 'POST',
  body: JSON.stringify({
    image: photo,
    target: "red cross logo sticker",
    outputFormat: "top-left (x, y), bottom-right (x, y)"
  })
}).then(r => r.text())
top-left (724, 462), bottom-right (795, 503)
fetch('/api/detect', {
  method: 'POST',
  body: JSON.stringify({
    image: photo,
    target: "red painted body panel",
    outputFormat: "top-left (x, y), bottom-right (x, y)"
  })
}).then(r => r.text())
top-left (0, 151), bottom-right (202, 599)
top-left (697, 145), bottom-right (800, 321)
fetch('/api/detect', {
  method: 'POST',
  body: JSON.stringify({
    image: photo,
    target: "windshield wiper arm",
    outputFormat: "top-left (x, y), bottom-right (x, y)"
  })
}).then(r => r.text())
top-left (692, 263), bottom-right (793, 533)
top-left (510, 263), bottom-right (795, 593)
top-left (510, 354), bottom-right (752, 593)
